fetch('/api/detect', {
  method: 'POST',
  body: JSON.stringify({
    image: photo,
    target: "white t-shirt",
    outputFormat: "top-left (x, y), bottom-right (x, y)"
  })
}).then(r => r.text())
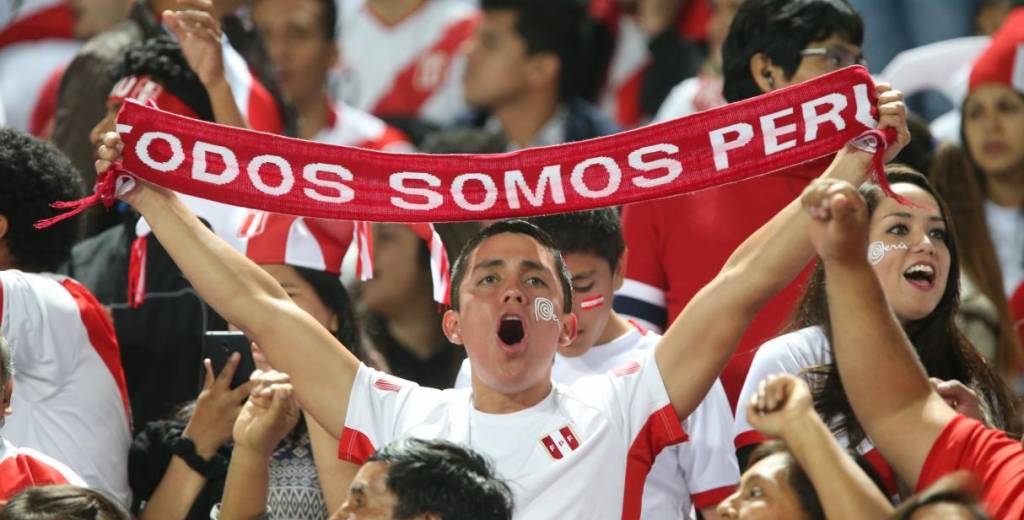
top-left (0, 437), bottom-right (86, 500)
top-left (337, 0), bottom-right (478, 125)
top-left (736, 326), bottom-right (898, 497)
top-left (340, 351), bottom-right (685, 519)
top-left (984, 200), bottom-right (1024, 297)
top-left (455, 328), bottom-right (738, 517)
top-left (0, 270), bottom-right (132, 508)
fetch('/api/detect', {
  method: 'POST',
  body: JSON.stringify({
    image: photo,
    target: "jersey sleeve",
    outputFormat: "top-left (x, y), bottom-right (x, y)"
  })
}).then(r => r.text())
top-left (678, 378), bottom-right (739, 510)
top-left (615, 202), bottom-right (669, 333)
top-left (0, 271), bottom-right (74, 394)
top-left (338, 364), bottom-right (417, 464)
top-left (916, 415), bottom-right (1024, 518)
top-left (453, 358), bottom-right (472, 389)
top-left (734, 329), bottom-right (828, 450)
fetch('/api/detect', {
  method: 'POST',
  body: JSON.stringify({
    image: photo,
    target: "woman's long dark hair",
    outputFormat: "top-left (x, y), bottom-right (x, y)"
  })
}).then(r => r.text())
top-left (792, 166), bottom-right (1021, 448)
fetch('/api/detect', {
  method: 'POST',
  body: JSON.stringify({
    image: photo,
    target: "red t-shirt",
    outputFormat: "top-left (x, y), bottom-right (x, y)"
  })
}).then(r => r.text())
top-left (917, 415), bottom-right (1024, 518)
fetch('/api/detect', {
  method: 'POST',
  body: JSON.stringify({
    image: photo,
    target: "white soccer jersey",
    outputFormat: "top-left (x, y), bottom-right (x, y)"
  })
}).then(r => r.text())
top-left (736, 326), bottom-right (899, 498)
top-left (312, 101), bottom-right (413, 152)
top-left (0, 39), bottom-right (78, 132)
top-left (337, 0), bottom-right (478, 125)
top-left (0, 437), bottom-right (86, 500)
top-left (598, 15), bottom-right (649, 129)
top-left (341, 351), bottom-right (684, 519)
top-left (455, 328), bottom-right (739, 517)
top-left (0, 270), bottom-right (132, 508)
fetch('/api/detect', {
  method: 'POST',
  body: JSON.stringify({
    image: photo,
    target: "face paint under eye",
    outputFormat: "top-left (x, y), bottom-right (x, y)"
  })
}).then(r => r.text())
top-left (534, 297), bottom-right (559, 322)
top-left (579, 295), bottom-right (605, 311)
top-left (868, 241), bottom-right (908, 265)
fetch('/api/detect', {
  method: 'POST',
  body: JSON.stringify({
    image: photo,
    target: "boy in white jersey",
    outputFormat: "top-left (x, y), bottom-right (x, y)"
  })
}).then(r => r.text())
top-left (98, 84), bottom-right (908, 517)
top-left (455, 209), bottom-right (739, 518)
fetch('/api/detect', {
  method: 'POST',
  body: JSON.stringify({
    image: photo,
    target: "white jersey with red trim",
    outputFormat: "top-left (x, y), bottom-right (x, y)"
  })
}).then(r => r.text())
top-left (0, 270), bottom-right (132, 508)
top-left (736, 326), bottom-right (899, 499)
top-left (0, 437), bottom-right (86, 501)
top-left (337, 0), bottom-right (478, 125)
top-left (0, 39), bottom-right (78, 132)
top-left (455, 328), bottom-right (738, 516)
top-left (598, 15), bottom-right (650, 129)
top-left (312, 101), bottom-right (413, 152)
top-left (341, 350), bottom-right (684, 519)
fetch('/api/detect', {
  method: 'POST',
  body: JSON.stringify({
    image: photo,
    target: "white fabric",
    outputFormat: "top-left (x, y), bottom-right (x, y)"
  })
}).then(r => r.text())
top-left (0, 0), bottom-right (64, 31)
top-left (878, 36), bottom-right (989, 102)
top-left (0, 270), bottom-right (131, 507)
top-left (655, 76), bottom-right (702, 123)
top-left (337, 0), bottom-right (476, 125)
top-left (0, 39), bottom-right (79, 132)
top-left (598, 15), bottom-right (649, 125)
top-left (312, 101), bottom-right (413, 152)
top-left (985, 200), bottom-right (1024, 296)
top-left (345, 350), bottom-right (682, 519)
top-left (735, 326), bottom-right (875, 459)
top-left (454, 329), bottom-right (738, 517)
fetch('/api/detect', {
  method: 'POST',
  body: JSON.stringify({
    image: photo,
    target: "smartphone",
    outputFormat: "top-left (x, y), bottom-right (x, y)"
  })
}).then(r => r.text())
top-left (200, 331), bottom-right (256, 391)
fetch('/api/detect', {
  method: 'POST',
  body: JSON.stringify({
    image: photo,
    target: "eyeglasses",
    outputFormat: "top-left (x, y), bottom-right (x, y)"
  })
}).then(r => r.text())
top-left (800, 47), bottom-right (866, 70)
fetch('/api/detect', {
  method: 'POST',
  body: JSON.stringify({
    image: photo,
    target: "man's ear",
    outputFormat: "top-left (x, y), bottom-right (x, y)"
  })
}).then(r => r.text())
top-left (558, 312), bottom-right (578, 348)
top-left (413, 513), bottom-right (443, 520)
top-left (749, 53), bottom-right (784, 93)
top-left (613, 249), bottom-right (627, 292)
top-left (0, 214), bottom-right (8, 241)
top-left (442, 309), bottom-right (463, 345)
top-left (2, 380), bottom-right (12, 417)
top-left (526, 52), bottom-right (561, 90)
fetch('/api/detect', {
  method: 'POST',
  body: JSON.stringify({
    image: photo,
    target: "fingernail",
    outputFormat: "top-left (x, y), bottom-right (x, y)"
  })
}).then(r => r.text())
top-left (115, 175), bottom-right (136, 197)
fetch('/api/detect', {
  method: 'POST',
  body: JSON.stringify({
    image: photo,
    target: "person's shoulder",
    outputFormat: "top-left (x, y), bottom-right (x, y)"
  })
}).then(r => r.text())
top-left (565, 98), bottom-right (621, 141)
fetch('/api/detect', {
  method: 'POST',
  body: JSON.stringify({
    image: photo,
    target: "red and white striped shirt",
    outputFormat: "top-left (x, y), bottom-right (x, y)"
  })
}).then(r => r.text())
top-left (312, 101), bottom-right (412, 151)
top-left (0, 270), bottom-right (131, 508)
top-left (0, 437), bottom-right (85, 502)
top-left (337, 0), bottom-right (479, 125)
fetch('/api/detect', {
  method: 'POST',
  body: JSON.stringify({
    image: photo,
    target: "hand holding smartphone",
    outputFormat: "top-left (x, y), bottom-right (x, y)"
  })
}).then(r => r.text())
top-left (200, 331), bottom-right (256, 391)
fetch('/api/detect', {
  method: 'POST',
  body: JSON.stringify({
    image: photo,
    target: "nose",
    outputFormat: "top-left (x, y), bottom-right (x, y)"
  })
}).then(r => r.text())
top-left (502, 286), bottom-right (526, 305)
top-left (910, 231), bottom-right (937, 256)
top-left (717, 492), bottom-right (740, 518)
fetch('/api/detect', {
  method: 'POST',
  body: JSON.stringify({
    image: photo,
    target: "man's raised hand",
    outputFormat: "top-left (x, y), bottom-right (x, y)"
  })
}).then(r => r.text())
top-left (746, 373), bottom-right (815, 439)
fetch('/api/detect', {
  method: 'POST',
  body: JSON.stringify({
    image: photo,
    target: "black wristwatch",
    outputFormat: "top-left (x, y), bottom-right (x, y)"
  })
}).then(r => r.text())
top-left (170, 435), bottom-right (228, 479)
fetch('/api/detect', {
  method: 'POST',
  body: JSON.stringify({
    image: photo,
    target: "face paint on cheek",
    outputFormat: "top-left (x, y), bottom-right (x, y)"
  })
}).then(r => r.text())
top-left (579, 295), bottom-right (605, 311)
top-left (868, 241), bottom-right (908, 265)
top-left (534, 297), bottom-right (559, 323)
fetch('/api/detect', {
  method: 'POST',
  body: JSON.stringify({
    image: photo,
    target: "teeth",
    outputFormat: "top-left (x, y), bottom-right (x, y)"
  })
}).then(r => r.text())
top-left (905, 264), bottom-right (934, 275)
top-left (502, 315), bottom-right (522, 321)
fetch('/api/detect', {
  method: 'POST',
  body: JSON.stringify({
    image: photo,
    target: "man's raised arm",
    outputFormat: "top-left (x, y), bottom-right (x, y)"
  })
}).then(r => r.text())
top-left (99, 133), bottom-right (359, 438)
top-left (807, 179), bottom-right (954, 488)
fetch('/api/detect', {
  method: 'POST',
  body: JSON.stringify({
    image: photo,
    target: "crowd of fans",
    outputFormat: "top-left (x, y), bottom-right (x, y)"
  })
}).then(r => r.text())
top-left (1, 0), bottom-right (1023, 518)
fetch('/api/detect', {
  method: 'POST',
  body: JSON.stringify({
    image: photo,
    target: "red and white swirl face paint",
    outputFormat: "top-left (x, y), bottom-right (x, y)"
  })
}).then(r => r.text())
top-left (579, 295), bottom-right (605, 311)
top-left (534, 297), bottom-right (559, 323)
top-left (868, 241), bottom-right (908, 265)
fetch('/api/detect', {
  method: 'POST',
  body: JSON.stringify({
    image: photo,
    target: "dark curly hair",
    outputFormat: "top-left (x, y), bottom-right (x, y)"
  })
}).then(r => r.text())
top-left (109, 35), bottom-right (215, 121)
top-left (0, 128), bottom-right (84, 272)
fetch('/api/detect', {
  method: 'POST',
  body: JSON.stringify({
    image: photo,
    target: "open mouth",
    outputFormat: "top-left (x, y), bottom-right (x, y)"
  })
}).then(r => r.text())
top-left (497, 315), bottom-right (526, 351)
top-left (903, 263), bottom-right (936, 290)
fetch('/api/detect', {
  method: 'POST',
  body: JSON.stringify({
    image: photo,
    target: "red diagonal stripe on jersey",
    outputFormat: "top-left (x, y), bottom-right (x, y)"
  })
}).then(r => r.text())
top-left (0, 4), bottom-right (74, 48)
top-left (541, 435), bottom-right (563, 460)
top-left (0, 453), bottom-right (72, 501)
top-left (373, 377), bottom-right (404, 392)
top-left (372, 14), bottom-right (479, 117)
top-left (560, 426), bottom-right (580, 451)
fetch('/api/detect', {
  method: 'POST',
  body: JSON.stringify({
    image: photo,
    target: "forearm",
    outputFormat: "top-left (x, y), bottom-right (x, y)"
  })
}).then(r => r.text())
top-left (219, 447), bottom-right (271, 520)
top-left (782, 413), bottom-right (893, 519)
top-left (205, 79), bottom-right (249, 129)
top-left (139, 458), bottom-right (208, 520)
top-left (306, 412), bottom-right (357, 512)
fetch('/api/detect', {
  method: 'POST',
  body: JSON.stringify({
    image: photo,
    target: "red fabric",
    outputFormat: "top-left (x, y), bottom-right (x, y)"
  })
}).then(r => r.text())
top-left (691, 484), bottom-right (735, 510)
top-left (862, 447), bottom-right (899, 499)
top-left (245, 76), bottom-right (284, 134)
top-left (29, 64), bottom-right (64, 138)
top-left (109, 76), bottom-right (198, 120)
top-left (1010, 282), bottom-right (1024, 349)
top-left (616, 66), bottom-right (646, 128)
top-left (733, 429), bottom-right (767, 451)
top-left (969, 7), bottom-right (1024, 93)
top-left (371, 14), bottom-right (479, 118)
top-left (111, 66), bottom-right (881, 223)
top-left (677, 0), bottom-right (712, 42)
top-left (0, 3), bottom-right (73, 48)
top-left (338, 427), bottom-right (376, 465)
top-left (59, 279), bottom-right (132, 429)
top-left (127, 235), bottom-right (148, 308)
top-left (0, 453), bottom-right (71, 501)
top-left (621, 404), bottom-right (687, 520)
top-left (622, 161), bottom-right (825, 407)
top-left (917, 415), bottom-right (1024, 518)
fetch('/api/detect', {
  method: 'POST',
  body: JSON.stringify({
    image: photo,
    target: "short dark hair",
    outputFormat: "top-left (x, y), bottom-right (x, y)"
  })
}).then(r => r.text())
top-left (110, 35), bottom-right (215, 121)
top-left (527, 209), bottom-right (625, 273)
top-left (449, 220), bottom-right (573, 313)
top-left (480, 0), bottom-right (595, 101)
top-left (722, 0), bottom-right (863, 102)
top-left (314, 0), bottom-right (338, 41)
top-left (0, 485), bottom-right (127, 520)
top-left (0, 334), bottom-right (12, 387)
top-left (367, 438), bottom-right (514, 520)
top-left (0, 128), bottom-right (84, 272)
